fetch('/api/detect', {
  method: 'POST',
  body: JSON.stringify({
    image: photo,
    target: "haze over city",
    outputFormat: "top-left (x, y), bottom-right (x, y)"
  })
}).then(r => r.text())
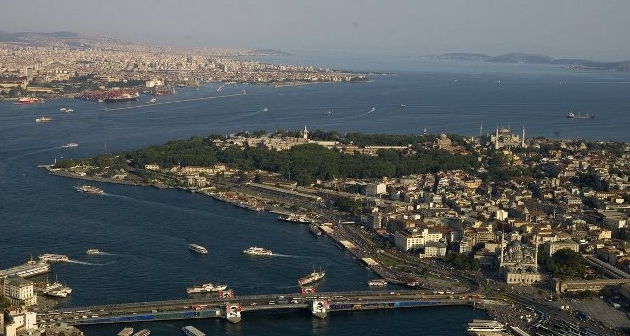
top-left (2, 0), bottom-right (630, 61)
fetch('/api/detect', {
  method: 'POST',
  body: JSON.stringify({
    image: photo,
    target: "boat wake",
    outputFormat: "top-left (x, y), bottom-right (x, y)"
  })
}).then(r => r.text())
top-left (67, 259), bottom-right (116, 266)
top-left (103, 92), bottom-right (246, 111)
top-left (270, 253), bottom-right (302, 258)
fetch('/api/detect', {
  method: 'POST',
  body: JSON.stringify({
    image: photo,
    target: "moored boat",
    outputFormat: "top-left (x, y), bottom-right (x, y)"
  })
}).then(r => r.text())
top-left (16, 97), bottom-right (39, 104)
top-left (186, 282), bottom-right (227, 294)
top-left (188, 243), bottom-right (208, 254)
top-left (243, 246), bottom-right (272, 256)
top-left (277, 213), bottom-right (311, 224)
top-left (368, 279), bottom-right (388, 286)
top-left (298, 268), bottom-right (325, 286)
top-left (182, 326), bottom-right (205, 336)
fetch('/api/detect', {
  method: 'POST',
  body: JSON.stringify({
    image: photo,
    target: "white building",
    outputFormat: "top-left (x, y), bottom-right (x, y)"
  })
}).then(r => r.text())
top-left (2, 276), bottom-right (36, 307)
top-left (543, 240), bottom-right (580, 258)
top-left (422, 242), bottom-right (447, 258)
top-left (1, 308), bottom-right (37, 336)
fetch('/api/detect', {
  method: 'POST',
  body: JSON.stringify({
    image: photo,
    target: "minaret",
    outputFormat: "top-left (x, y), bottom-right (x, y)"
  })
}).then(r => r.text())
top-left (302, 126), bottom-right (308, 140)
top-left (521, 126), bottom-right (525, 147)
top-left (479, 122), bottom-right (483, 137)
top-left (494, 126), bottom-right (499, 149)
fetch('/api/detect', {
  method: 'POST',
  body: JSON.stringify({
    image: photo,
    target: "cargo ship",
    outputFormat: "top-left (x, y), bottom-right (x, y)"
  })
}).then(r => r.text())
top-left (104, 91), bottom-right (139, 103)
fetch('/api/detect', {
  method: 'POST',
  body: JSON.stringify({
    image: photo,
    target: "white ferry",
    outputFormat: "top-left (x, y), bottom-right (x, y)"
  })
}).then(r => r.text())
top-left (277, 213), bottom-right (311, 224)
top-left (61, 142), bottom-right (78, 148)
top-left (466, 319), bottom-right (506, 333)
top-left (188, 243), bottom-right (208, 254)
top-left (298, 268), bottom-right (325, 286)
top-left (86, 249), bottom-right (101, 255)
top-left (368, 279), bottom-right (388, 286)
top-left (242, 246), bottom-right (273, 256)
top-left (182, 325), bottom-right (205, 336)
top-left (38, 254), bottom-right (69, 262)
top-left (186, 282), bottom-right (227, 294)
top-left (75, 185), bottom-right (104, 194)
top-left (0, 259), bottom-right (50, 279)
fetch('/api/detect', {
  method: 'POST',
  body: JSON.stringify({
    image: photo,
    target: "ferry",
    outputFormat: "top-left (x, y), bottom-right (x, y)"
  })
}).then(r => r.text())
top-left (243, 246), bottom-right (273, 256)
top-left (38, 254), bottom-right (69, 262)
top-left (186, 282), bottom-right (227, 294)
top-left (188, 243), bottom-right (208, 254)
top-left (75, 185), bottom-right (104, 194)
top-left (277, 213), bottom-right (311, 224)
top-left (368, 279), bottom-right (388, 286)
top-left (16, 97), bottom-right (39, 104)
top-left (181, 326), bottom-right (205, 336)
top-left (35, 116), bottom-right (52, 123)
top-left (61, 142), bottom-right (78, 148)
top-left (298, 268), bottom-right (325, 286)
top-left (466, 319), bottom-right (506, 333)
top-left (86, 249), bottom-right (101, 255)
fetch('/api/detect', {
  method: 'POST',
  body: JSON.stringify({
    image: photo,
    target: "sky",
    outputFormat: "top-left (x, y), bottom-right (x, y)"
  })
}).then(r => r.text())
top-left (2, 0), bottom-right (630, 61)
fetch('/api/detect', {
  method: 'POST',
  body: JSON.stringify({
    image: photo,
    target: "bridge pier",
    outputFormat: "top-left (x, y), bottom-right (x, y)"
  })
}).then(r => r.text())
top-left (309, 299), bottom-right (328, 318)
top-left (223, 303), bottom-right (242, 323)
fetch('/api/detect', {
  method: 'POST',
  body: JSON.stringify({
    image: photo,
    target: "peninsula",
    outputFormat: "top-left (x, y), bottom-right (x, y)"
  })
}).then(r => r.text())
top-left (44, 128), bottom-right (630, 334)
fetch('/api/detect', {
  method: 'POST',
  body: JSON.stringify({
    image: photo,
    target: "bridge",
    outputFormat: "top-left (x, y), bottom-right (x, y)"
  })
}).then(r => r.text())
top-left (37, 290), bottom-right (480, 326)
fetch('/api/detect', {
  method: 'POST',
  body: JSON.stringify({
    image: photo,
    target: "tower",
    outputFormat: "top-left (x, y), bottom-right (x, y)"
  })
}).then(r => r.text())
top-left (302, 126), bottom-right (309, 140)
top-left (522, 126), bottom-right (525, 147)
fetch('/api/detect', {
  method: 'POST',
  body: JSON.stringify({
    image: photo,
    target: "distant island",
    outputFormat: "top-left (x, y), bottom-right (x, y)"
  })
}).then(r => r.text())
top-left (424, 52), bottom-right (630, 71)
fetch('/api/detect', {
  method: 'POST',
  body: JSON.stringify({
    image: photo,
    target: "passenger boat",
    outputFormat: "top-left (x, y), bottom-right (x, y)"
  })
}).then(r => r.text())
top-left (86, 249), bottom-right (101, 255)
top-left (16, 97), bottom-right (39, 104)
top-left (298, 268), bottom-right (325, 286)
top-left (277, 213), bottom-right (311, 224)
top-left (242, 246), bottom-right (273, 256)
top-left (186, 282), bottom-right (227, 294)
top-left (368, 279), bottom-right (388, 286)
top-left (466, 319), bottom-right (506, 333)
top-left (61, 142), bottom-right (78, 148)
top-left (42, 280), bottom-right (73, 298)
top-left (182, 325), bottom-right (206, 336)
top-left (188, 243), bottom-right (208, 254)
top-left (75, 185), bottom-right (104, 194)
top-left (38, 254), bottom-right (69, 262)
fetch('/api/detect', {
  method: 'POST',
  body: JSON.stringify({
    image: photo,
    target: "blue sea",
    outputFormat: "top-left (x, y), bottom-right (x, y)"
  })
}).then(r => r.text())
top-left (1, 52), bottom-right (629, 336)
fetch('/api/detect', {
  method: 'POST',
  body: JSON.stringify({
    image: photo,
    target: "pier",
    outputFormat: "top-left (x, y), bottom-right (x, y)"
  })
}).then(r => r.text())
top-left (37, 291), bottom-right (477, 326)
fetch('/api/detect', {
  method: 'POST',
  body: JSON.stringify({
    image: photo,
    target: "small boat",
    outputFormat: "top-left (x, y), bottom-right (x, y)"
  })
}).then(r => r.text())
top-left (243, 246), bottom-right (272, 256)
top-left (188, 243), bottom-right (208, 254)
top-left (86, 249), bottom-right (101, 255)
top-left (75, 185), bottom-right (104, 194)
top-left (59, 107), bottom-right (67, 111)
top-left (65, 108), bottom-right (74, 113)
top-left (61, 142), bottom-right (78, 148)
top-left (35, 116), bottom-right (52, 123)
top-left (186, 282), bottom-right (227, 294)
top-left (149, 97), bottom-right (156, 103)
top-left (298, 268), bottom-right (325, 286)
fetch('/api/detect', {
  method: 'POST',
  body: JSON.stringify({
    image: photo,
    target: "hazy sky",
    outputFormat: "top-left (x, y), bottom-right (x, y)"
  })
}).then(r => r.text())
top-left (2, 0), bottom-right (629, 60)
